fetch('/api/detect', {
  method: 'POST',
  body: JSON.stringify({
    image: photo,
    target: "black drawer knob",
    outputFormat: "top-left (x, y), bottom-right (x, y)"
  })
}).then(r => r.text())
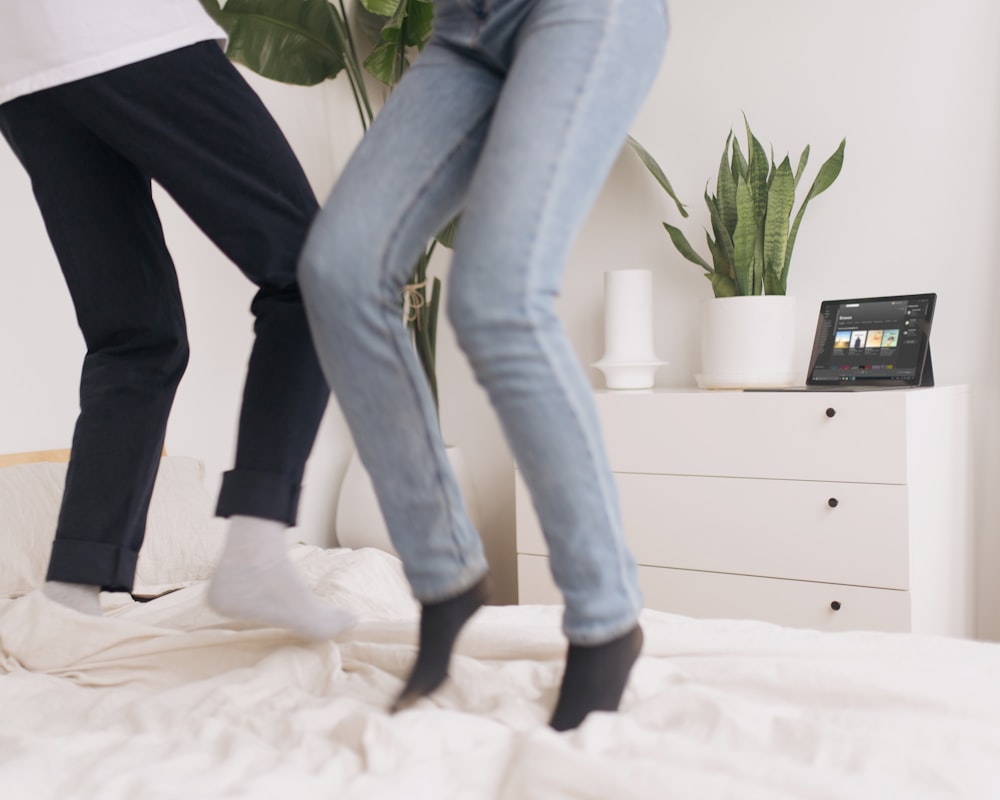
top-left (827, 497), bottom-right (839, 508)
top-left (825, 407), bottom-right (837, 418)
top-left (830, 601), bottom-right (842, 611)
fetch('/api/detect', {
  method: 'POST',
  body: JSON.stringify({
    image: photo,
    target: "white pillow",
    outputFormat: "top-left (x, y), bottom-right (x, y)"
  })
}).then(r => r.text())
top-left (0, 456), bottom-right (225, 598)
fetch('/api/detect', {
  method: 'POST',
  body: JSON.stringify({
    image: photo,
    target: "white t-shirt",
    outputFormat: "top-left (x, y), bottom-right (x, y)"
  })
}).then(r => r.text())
top-left (0, 0), bottom-right (227, 106)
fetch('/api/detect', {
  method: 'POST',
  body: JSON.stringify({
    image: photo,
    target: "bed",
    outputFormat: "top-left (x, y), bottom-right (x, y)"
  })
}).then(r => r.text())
top-left (1, 453), bottom-right (999, 799)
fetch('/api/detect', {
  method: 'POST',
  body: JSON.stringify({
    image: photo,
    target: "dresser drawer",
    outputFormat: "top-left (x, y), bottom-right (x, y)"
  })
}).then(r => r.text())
top-left (593, 389), bottom-right (912, 484)
top-left (517, 554), bottom-right (911, 633)
top-left (516, 473), bottom-right (910, 589)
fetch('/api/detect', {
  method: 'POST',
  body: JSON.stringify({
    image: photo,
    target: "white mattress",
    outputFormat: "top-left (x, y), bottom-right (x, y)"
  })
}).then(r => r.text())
top-left (2, 545), bottom-right (999, 799)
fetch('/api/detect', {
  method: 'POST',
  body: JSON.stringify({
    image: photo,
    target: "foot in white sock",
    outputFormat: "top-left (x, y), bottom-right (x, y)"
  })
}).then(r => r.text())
top-left (206, 515), bottom-right (357, 640)
top-left (43, 581), bottom-right (102, 616)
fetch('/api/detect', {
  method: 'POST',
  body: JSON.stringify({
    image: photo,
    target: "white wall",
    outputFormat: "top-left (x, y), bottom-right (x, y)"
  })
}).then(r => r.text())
top-left (3, 1), bottom-right (1000, 638)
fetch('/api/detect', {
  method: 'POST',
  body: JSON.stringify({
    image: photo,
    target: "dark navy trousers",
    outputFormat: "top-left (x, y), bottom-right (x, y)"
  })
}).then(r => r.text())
top-left (0, 42), bottom-right (329, 591)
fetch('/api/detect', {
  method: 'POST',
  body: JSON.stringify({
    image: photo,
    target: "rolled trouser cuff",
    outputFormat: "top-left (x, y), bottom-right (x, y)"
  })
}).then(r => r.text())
top-left (46, 538), bottom-right (139, 593)
top-left (215, 469), bottom-right (302, 525)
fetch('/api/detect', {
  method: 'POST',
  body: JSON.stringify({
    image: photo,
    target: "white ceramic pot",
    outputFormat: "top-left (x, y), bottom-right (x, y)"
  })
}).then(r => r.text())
top-left (699, 295), bottom-right (797, 389)
top-left (335, 445), bottom-right (480, 555)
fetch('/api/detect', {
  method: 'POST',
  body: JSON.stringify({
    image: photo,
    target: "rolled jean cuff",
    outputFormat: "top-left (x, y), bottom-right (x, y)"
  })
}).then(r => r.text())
top-left (215, 468), bottom-right (302, 525)
top-left (46, 538), bottom-right (139, 593)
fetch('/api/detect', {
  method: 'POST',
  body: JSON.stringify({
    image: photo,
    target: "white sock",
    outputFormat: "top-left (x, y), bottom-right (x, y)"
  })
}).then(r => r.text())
top-left (43, 581), bottom-right (102, 616)
top-left (206, 515), bottom-right (357, 640)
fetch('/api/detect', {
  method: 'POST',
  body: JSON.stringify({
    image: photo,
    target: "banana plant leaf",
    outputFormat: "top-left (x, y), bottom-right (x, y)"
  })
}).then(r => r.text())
top-left (361, 0), bottom-right (434, 85)
top-left (198, 0), bottom-right (347, 85)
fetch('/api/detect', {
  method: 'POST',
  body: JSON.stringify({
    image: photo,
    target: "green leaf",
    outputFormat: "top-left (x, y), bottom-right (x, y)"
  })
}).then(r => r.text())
top-left (732, 176), bottom-right (757, 295)
top-left (199, 0), bottom-right (347, 85)
top-left (743, 116), bottom-right (769, 227)
top-left (705, 190), bottom-right (734, 272)
top-left (361, 0), bottom-right (434, 86)
top-left (793, 145), bottom-right (810, 190)
top-left (708, 272), bottom-right (739, 298)
top-left (802, 137), bottom-right (846, 202)
top-left (405, 0), bottom-right (435, 48)
top-left (705, 230), bottom-right (726, 278)
top-left (716, 131), bottom-right (738, 236)
top-left (427, 275), bottom-right (441, 361)
top-left (435, 215), bottom-right (461, 249)
top-left (731, 136), bottom-right (748, 182)
top-left (626, 136), bottom-right (688, 218)
top-left (360, 0), bottom-right (402, 16)
top-left (363, 40), bottom-right (402, 84)
top-left (782, 138), bottom-right (846, 285)
top-left (663, 223), bottom-right (712, 272)
top-left (763, 156), bottom-right (795, 295)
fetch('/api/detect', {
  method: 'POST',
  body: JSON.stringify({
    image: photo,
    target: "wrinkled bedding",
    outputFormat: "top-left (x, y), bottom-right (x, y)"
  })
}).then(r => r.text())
top-left (1, 545), bottom-right (999, 800)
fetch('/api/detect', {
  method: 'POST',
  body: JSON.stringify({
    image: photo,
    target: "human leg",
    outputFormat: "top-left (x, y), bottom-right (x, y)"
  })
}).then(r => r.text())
top-left (299, 26), bottom-right (508, 694)
top-left (0, 95), bottom-right (189, 598)
top-left (443, 0), bottom-right (669, 726)
top-left (52, 42), bottom-right (353, 638)
top-left (299, 36), bottom-right (499, 600)
top-left (59, 42), bottom-right (330, 526)
top-left (4, 43), bottom-right (352, 635)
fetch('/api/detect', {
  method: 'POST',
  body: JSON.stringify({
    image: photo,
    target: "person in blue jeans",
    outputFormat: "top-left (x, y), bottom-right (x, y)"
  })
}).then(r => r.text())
top-left (300, 0), bottom-right (669, 730)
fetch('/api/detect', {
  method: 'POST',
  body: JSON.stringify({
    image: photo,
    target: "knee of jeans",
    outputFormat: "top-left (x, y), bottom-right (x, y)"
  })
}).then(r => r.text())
top-left (448, 274), bottom-right (521, 359)
top-left (298, 227), bottom-right (382, 316)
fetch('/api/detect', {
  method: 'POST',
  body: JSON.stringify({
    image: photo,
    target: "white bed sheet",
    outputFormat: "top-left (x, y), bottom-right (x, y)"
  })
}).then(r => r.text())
top-left (1, 545), bottom-right (998, 800)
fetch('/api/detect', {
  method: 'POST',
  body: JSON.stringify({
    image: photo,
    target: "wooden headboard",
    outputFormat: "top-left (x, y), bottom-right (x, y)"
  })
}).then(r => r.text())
top-left (0, 449), bottom-right (72, 469)
top-left (0, 448), bottom-right (166, 469)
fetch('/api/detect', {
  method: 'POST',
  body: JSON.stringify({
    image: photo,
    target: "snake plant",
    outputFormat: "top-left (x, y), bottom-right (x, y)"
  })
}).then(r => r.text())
top-left (632, 119), bottom-right (845, 297)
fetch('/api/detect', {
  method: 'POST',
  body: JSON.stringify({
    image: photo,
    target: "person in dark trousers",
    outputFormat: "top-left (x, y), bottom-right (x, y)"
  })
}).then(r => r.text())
top-left (0, 0), bottom-right (354, 639)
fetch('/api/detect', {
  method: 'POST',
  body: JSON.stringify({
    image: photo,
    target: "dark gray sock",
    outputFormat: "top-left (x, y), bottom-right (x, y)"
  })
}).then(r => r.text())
top-left (391, 575), bottom-right (490, 712)
top-left (549, 623), bottom-right (644, 732)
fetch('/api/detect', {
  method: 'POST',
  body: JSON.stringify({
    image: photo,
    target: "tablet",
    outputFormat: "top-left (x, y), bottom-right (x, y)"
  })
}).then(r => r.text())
top-left (805, 293), bottom-right (936, 387)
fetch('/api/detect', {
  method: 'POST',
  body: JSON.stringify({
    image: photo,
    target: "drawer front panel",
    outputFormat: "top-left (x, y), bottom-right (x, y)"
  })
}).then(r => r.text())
top-left (517, 554), bottom-right (911, 634)
top-left (517, 474), bottom-right (910, 589)
top-left (593, 390), bottom-right (909, 484)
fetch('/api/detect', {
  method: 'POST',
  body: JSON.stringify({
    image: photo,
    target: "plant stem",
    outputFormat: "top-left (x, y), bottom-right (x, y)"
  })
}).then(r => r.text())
top-left (337, 0), bottom-right (374, 125)
top-left (326, 1), bottom-right (373, 129)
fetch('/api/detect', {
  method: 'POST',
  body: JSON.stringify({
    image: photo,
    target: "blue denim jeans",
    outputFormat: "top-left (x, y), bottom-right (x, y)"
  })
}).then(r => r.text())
top-left (300, 0), bottom-right (669, 644)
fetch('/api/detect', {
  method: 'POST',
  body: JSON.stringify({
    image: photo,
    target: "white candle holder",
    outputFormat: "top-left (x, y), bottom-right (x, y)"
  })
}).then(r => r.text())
top-left (592, 269), bottom-right (665, 389)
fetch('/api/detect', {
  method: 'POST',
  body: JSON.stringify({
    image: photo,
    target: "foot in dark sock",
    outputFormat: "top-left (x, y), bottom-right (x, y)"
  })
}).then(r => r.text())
top-left (391, 575), bottom-right (490, 712)
top-left (549, 623), bottom-right (644, 732)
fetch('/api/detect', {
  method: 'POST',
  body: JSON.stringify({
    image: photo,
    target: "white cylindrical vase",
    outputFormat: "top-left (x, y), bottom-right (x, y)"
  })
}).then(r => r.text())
top-left (592, 269), bottom-right (665, 389)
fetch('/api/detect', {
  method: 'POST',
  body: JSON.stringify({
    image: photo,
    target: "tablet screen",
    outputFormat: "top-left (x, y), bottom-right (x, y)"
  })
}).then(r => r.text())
top-left (806, 294), bottom-right (936, 386)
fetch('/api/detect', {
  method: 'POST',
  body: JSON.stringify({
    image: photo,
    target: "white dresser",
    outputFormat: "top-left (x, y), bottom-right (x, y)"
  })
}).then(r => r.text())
top-left (516, 386), bottom-right (974, 636)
